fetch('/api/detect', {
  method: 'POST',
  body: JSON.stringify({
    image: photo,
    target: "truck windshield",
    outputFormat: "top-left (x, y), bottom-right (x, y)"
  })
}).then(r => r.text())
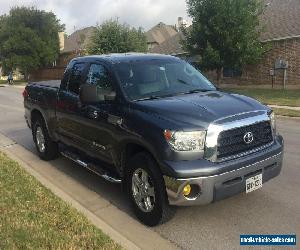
top-left (115, 60), bottom-right (216, 101)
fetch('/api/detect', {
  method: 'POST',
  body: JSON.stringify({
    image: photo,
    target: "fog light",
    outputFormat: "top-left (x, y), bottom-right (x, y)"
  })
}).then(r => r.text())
top-left (183, 184), bottom-right (191, 196)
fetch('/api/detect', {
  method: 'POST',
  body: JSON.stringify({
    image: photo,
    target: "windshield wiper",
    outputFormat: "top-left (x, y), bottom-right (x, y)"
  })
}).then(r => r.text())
top-left (183, 89), bottom-right (213, 94)
top-left (134, 95), bottom-right (163, 101)
top-left (134, 89), bottom-right (213, 101)
top-left (176, 79), bottom-right (215, 94)
top-left (134, 92), bottom-right (179, 101)
top-left (177, 79), bottom-right (191, 85)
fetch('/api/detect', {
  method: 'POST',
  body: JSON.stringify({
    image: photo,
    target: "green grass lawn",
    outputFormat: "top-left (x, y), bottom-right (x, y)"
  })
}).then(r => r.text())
top-left (272, 108), bottom-right (300, 117)
top-left (224, 88), bottom-right (300, 107)
top-left (0, 151), bottom-right (120, 249)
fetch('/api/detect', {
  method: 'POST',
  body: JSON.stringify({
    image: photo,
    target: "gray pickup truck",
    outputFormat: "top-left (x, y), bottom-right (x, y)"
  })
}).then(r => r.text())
top-left (24, 53), bottom-right (284, 226)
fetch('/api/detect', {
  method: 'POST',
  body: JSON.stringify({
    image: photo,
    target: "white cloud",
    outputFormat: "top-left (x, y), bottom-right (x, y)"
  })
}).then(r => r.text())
top-left (0, 0), bottom-right (191, 34)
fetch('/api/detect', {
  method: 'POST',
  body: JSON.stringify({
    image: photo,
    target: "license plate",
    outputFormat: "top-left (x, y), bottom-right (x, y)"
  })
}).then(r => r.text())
top-left (246, 173), bottom-right (262, 193)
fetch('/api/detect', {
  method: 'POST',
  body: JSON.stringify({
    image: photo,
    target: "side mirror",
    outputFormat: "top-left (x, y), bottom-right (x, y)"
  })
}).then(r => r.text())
top-left (79, 84), bottom-right (116, 103)
top-left (79, 84), bottom-right (99, 103)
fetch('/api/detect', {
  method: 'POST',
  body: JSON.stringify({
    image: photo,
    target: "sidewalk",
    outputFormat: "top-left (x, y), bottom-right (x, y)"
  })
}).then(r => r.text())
top-left (0, 133), bottom-right (178, 250)
top-left (268, 104), bottom-right (300, 111)
top-left (0, 83), bottom-right (26, 89)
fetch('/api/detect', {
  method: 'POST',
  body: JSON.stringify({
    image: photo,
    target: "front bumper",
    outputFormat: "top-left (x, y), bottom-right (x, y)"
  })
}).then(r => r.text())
top-left (163, 136), bottom-right (284, 206)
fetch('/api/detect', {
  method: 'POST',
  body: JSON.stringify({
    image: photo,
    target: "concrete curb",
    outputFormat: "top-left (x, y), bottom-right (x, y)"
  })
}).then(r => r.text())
top-left (0, 133), bottom-right (178, 250)
top-left (277, 115), bottom-right (300, 120)
top-left (0, 84), bottom-right (26, 88)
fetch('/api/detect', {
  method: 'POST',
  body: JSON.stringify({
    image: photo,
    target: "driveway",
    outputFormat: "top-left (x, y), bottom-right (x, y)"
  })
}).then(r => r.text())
top-left (0, 86), bottom-right (299, 250)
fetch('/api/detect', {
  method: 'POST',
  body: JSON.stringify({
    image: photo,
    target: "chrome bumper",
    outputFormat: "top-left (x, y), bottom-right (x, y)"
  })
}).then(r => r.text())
top-left (164, 151), bottom-right (283, 206)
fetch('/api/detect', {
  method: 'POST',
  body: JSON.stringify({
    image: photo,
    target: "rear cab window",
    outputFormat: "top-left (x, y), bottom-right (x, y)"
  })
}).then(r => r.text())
top-left (67, 62), bottom-right (86, 95)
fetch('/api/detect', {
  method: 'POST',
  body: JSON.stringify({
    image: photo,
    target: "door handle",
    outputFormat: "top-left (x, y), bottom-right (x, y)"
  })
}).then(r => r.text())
top-left (77, 101), bottom-right (84, 109)
top-left (78, 102), bottom-right (89, 114)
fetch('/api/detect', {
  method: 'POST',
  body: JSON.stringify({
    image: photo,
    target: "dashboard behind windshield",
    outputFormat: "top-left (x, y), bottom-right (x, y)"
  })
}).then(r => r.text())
top-left (115, 59), bottom-right (216, 100)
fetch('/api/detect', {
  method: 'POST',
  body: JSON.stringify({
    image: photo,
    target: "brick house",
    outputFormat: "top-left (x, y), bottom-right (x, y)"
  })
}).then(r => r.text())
top-left (150, 0), bottom-right (300, 89)
top-left (220, 0), bottom-right (300, 89)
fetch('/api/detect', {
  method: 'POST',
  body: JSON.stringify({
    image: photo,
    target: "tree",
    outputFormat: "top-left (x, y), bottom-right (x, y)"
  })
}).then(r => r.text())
top-left (87, 19), bottom-right (147, 54)
top-left (183, 0), bottom-right (266, 83)
top-left (0, 7), bottom-right (64, 80)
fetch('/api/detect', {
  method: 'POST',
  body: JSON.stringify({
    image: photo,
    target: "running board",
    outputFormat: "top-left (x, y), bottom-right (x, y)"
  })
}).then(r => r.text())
top-left (61, 151), bottom-right (122, 184)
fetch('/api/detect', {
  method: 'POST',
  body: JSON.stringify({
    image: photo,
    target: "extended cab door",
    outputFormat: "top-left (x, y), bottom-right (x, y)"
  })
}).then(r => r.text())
top-left (56, 61), bottom-right (89, 148)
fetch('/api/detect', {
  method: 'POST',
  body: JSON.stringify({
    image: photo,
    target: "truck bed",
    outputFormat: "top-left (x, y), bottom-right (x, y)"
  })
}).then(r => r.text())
top-left (25, 80), bottom-right (61, 135)
top-left (28, 80), bottom-right (61, 89)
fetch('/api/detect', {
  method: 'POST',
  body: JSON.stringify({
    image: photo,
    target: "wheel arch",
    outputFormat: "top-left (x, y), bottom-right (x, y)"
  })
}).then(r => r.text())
top-left (31, 109), bottom-right (44, 125)
top-left (120, 141), bottom-right (164, 183)
top-left (30, 108), bottom-right (55, 139)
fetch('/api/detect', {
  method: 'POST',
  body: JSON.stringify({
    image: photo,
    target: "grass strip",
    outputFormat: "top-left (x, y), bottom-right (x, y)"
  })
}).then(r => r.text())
top-left (0, 151), bottom-right (121, 249)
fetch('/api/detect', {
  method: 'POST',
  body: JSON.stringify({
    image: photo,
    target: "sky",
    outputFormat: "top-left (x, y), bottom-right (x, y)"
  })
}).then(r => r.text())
top-left (0, 0), bottom-right (191, 34)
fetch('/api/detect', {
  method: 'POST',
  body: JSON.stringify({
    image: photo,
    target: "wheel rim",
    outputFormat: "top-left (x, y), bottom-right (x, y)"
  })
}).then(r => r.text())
top-left (132, 168), bottom-right (155, 213)
top-left (36, 126), bottom-right (46, 153)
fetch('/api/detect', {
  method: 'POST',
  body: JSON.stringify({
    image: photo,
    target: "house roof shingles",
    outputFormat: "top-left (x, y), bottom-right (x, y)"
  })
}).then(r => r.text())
top-left (150, 32), bottom-right (186, 55)
top-left (145, 22), bottom-right (178, 45)
top-left (63, 26), bottom-right (96, 53)
top-left (260, 0), bottom-right (300, 41)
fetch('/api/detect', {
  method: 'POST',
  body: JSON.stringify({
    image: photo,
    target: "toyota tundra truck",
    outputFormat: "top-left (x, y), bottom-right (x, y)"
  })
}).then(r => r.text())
top-left (23, 53), bottom-right (284, 226)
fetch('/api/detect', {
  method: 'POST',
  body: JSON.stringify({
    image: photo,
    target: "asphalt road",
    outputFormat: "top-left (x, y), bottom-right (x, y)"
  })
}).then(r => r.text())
top-left (0, 85), bottom-right (299, 250)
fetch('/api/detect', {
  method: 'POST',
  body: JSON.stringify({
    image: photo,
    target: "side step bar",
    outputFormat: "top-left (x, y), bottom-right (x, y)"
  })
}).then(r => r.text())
top-left (61, 151), bottom-right (122, 184)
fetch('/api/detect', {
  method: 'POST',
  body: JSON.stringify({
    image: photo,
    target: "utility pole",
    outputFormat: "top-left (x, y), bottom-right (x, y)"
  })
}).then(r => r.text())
top-left (283, 68), bottom-right (287, 90)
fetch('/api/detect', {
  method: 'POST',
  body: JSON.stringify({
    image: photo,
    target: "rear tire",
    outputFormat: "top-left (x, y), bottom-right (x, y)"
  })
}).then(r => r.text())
top-left (32, 116), bottom-right (59, 161)
top-left (127, 152), bottom-right (175, 226)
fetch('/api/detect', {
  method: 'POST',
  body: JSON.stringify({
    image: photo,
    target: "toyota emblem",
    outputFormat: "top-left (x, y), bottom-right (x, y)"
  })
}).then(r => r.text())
top-left (243, 132), bottom-right (254, 144)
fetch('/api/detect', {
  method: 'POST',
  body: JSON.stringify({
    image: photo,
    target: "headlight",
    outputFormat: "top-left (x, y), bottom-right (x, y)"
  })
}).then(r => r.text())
top-left (269, 111), bottom-right (276, 134)
top-left (164, 130), bottom-right (206, 151)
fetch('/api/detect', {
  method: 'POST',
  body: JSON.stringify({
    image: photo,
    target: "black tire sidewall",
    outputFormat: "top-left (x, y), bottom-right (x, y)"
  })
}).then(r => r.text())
top-left (33, 118), bottom-right (57, 160)
top-left (127, 152), bottom-right (168, 226)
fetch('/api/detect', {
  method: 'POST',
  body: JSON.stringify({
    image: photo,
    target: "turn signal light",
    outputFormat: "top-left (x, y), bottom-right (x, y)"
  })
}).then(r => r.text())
top-left (183, 184), bottom-right (191, 196)
top-left (22, 89), bottom-right (28, 98)
top-left (164, 129), bottom-right (172, 141)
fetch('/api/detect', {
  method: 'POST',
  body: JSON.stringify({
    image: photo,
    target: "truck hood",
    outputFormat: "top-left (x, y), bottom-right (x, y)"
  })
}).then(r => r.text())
top-left (133, 91), bottom-right (268, 130)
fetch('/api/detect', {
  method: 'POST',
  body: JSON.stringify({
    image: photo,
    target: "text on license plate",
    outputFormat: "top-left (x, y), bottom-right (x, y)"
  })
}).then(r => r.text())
top-left (246, 173), bottom-right (262, 193)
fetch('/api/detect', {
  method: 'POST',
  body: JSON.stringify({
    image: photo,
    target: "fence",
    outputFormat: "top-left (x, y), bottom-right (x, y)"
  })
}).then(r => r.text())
top-left (30, 67), bottom-right (66, 81)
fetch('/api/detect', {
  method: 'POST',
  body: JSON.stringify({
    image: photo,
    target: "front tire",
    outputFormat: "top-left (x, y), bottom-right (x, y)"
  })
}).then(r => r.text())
top-left (127, 152), bottom-right (175, 226)
top-left (32, 116), bottom-right (59, 161)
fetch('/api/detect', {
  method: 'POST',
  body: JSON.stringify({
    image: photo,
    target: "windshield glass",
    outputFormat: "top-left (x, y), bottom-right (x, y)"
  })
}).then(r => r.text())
top-left (115, 59), bottom-right (216, 100)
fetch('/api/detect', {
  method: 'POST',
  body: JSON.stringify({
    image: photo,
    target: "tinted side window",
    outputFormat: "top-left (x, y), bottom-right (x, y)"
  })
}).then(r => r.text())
top-left (86, 64), bottom-right (113, 93)
top-left (68, 63), bottom-right (86, 95)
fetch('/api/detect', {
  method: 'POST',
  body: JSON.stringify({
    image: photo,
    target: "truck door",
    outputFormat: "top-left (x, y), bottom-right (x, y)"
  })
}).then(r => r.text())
top-left (77, 63), bottom-right (123, 164)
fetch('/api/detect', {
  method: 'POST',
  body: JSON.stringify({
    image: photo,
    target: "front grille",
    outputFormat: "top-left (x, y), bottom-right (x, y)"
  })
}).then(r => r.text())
top-left (217, 121), bottom-right (273, 159)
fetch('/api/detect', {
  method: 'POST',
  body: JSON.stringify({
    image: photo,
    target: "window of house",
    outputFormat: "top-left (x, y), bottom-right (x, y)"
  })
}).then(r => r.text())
top-left (223, 68), bottom-right (242, 77)
top-left (67, 63), bottom-right (86, 95)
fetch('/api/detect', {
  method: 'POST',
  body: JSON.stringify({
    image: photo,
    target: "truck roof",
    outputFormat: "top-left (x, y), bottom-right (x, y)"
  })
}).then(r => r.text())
top-left (72, 53), bottom-right (181, 64)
